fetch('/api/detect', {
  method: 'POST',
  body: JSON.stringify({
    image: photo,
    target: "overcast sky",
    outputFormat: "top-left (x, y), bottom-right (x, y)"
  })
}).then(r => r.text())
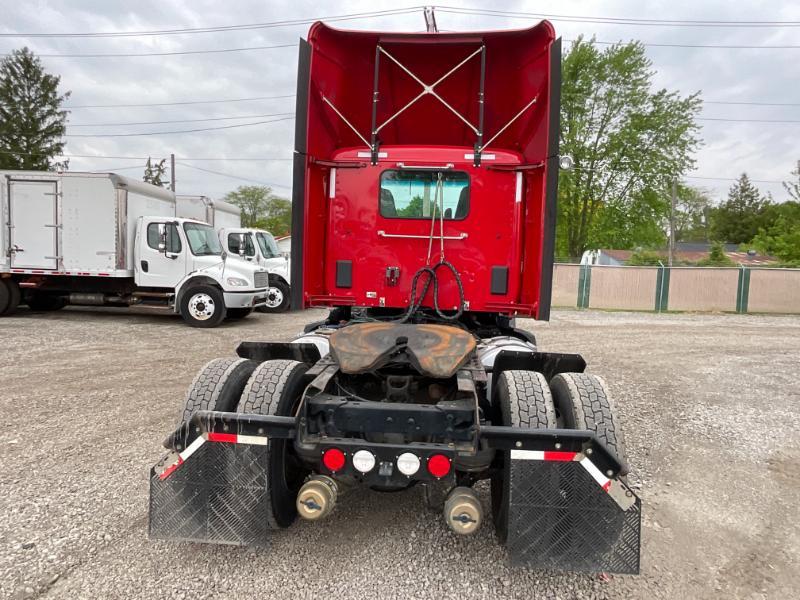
top-left (2, 0), bottom-right (799, 203)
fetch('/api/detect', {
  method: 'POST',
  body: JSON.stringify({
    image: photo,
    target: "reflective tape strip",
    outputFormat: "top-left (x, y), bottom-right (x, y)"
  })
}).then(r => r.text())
top-left (235, 434), bottom-right (269, 446)
top-left (579, 455), bottom-right (612, 492)
top-left (205, 432), bottom-right (268, 445)
top-left (158, 436), bottom-right (206, 480)
top-left (510, 449), bottom-right (577, 461)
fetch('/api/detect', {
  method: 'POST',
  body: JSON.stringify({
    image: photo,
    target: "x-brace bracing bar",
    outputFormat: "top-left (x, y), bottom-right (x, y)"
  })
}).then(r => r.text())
top-left (322, 43), bottom-right (540, 167)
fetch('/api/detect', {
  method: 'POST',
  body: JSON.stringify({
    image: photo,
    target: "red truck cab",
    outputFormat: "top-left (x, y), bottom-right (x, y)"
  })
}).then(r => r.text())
top-left (291, 20), bottom-right (561, 319)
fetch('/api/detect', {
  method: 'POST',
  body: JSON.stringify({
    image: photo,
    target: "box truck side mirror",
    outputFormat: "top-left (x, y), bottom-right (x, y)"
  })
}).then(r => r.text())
top-left (157, 223), bottom-right (167, 253)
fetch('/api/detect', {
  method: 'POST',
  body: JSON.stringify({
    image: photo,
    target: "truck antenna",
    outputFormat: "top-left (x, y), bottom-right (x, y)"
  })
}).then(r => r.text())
top-left (424, 6), bottom-right (438, 33)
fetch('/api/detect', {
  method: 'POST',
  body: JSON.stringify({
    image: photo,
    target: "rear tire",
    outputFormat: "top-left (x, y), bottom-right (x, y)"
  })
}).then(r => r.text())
top-left (490, 370), bottom-right (556, 543)
top-left (549, 373), bottom-right (627, 465)
top-left (238, 360), bottom-right (309, 529)
top-left (226, 307), bottom-right (253, 320)
top-left (0, 280), bottom-right (10, 314)
top-left (26, 293), bottom-right (67, 312)
top-left (259, 279), bottom-right (290, 313)
top-left (179, 285), bottom-right (226, 328)
top-left (179, 357), bottom-right (258, 423)
top-left (0, 279), bottom-right (21, 316)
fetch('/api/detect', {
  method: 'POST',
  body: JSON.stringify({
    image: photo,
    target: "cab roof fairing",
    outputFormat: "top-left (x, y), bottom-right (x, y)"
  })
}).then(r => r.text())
top-left (302, 20), bottom-right (556, 163)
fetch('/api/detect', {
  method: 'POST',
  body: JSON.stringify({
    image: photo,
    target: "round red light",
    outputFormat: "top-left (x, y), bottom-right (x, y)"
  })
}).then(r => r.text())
top-left (427, 454), bottom-right (451, 478)
top-left (322, 448), bottom-right (346, 472)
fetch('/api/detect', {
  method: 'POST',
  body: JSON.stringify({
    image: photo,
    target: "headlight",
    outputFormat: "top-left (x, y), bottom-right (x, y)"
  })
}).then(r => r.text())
top-left (226, 277), bottom-right (249, 287)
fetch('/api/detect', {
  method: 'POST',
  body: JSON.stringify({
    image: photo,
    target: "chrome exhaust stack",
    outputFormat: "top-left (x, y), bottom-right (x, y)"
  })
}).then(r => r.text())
top-left (444, 486), bottom-right (483, 535)
top-left (296, 476), bottom-right (338, 521)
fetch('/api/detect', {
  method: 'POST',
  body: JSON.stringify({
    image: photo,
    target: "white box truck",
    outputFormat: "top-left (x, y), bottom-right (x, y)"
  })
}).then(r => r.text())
top-left (219, 227), bottom-right (291, 312)
top-left (176, 195), bottom-right (241, 230)
top-left (0, 171), bottom-right (269, 327)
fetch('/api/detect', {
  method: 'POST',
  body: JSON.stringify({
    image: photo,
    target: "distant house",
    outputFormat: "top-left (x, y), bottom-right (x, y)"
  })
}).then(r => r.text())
top-left (581, 243), bottom-right (777, 267)
top-left (275, 235), bottom-right (291, 255)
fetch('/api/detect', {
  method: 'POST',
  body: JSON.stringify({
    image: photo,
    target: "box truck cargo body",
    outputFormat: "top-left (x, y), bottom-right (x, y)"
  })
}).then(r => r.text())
top-left (176, 195), bottom-right (241, 230)
top-left (0, 171), bottom-right (268, 326)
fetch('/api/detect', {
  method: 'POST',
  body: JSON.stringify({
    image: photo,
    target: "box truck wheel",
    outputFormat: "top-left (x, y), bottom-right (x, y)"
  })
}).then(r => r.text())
top-left (26, 292), bottom-right (67, 312)
top-left (179, 357), bottom-right (258, 423)
top-left (238, 360), bottom-right (310, 529)
top-left (259, 279), bottom-right (290, 313)
top-left (490, 370), bottom-right (556, 543)
top-left (0, 279), bottom-right (21, 316)
top-left (180, 285), bottom-right (226, 327)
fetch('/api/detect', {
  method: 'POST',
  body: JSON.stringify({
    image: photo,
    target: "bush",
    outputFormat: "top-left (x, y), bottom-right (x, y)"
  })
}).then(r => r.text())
top-left (696, 241), bottom-right (735, 267)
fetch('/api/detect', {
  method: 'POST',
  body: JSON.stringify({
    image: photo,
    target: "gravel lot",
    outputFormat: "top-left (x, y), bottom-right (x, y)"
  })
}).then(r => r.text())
top-left (2, 307), bottom-right (799, 599)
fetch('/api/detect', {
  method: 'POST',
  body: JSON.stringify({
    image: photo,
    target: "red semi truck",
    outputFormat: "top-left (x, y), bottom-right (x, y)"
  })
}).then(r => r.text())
top-left (149, 19), bottom-right (641, 573)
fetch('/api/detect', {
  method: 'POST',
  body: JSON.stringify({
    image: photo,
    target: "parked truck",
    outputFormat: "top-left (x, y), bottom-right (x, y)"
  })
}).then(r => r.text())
top-left (0, 171), bottom-right (269, 326)
top-left (219, 226), bottom-right (291, 312)
top-left (149, 19), bottom-right (641, 573)
top-left (175, 194), bottom-right (241, 230)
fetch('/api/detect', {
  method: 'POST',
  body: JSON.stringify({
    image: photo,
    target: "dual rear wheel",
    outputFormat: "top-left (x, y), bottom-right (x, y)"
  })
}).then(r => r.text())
top-left (491, 369), bottom-right (628, 541)
top-left (0, 279), bottom-right (21, 316)
top-left (178, 357), bottom-right (309, 529)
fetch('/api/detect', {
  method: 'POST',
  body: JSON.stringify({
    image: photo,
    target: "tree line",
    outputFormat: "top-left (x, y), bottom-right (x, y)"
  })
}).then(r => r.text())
top-left (1, 44), bottom-right (799, 259)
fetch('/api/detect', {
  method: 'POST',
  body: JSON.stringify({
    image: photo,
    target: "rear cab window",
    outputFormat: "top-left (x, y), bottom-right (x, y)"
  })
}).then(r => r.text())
top-left (379, 170), bottom-right (469, 220)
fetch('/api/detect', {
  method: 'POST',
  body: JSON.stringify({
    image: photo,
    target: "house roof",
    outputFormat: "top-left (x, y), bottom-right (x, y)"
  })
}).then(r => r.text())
top-left (598, 248), bottom-right (777, 266)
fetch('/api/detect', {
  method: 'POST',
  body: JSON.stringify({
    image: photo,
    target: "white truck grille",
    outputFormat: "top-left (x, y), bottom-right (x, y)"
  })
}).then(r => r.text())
top-left (254, 271), bottom-right (269, 288)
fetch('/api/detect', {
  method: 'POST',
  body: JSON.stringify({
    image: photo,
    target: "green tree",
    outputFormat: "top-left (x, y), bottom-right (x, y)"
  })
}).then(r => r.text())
top-left (674, 184), bottom-right (712, 242)
top-left (784, 161), bottom-right (800, 202)
top-left (711, 173), bottom-right (770, 244)
top-left (255, 197), bottom-right (292, 235)
top-left (143, 157), bottom-right (168, 187)
top-left (0, 47), bottom-right (70, 170)
top-left (750, 201), bottom-right (800, 263)
top-left (557, 37), bottom-right (702, 257)
top-left (696, 241), bottom-right (735, 267)
top-left (224, 185), bottom-right (291, 231)
top-left (396, 195), bottom-right (424, 218)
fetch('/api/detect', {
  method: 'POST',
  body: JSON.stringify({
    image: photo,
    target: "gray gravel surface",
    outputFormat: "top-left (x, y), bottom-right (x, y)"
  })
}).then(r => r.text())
top-left (2, 307), bottom-right (799, 599)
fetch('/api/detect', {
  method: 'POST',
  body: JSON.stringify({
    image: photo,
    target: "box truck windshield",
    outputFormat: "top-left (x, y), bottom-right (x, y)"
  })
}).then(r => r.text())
top-left (184, 222), bottom-right (223, 256)
top-left (255, 232), bottom-right (280, 259)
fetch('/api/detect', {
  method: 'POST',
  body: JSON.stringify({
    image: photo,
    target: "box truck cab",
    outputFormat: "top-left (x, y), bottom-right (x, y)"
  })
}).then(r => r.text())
top-left (0, 171), bottom-right (268, 327)
top-left (219, 227), bottom-right (291, 312)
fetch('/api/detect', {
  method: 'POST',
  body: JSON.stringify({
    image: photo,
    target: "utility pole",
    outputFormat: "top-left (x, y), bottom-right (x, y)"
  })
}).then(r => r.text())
top-left (424, 7), bottom-right (438, 33)
top-left (170, 153), bottom-right (175, 192)
top-left (669, 179), bottom-right (677, 267)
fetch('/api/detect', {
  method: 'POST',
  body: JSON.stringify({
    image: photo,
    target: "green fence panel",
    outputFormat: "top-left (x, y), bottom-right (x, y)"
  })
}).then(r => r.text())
top-left (577, 264), bottom-right (592, 309)
top-left (736, 267), bottom-right (751, 314)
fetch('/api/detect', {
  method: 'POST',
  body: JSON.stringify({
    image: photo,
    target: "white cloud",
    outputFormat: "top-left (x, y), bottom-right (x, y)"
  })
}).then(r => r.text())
top-left (2, 0), bottom-right (799, 202)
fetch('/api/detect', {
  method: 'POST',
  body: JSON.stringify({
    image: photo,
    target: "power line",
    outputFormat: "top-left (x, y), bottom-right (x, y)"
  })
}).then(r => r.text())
top-left (570, 38), bottom-right (800, 50)
top-left (436, 7), bottom-right (800, 28)
top-left (68, 112), bottom-right (294, 127)
top-left (0, 149), bottom-right (293, 161)
top-left (177, 162), bottom-right (291, 188)
top-left (61, 94), bottom-right (295, 109)
top-left (64, 116), bottom-right (294, 137)
top-left (1, 44), bottom-right (295, 58)
top-left (705, 100), bottom-right (800, 107)
top-left (698, 117), bottom-right (800, 124)
top-left (0, 7), bottom-right (424, 38)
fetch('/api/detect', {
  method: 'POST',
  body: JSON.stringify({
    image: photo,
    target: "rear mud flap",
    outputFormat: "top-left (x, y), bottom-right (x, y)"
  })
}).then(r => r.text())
top-left (149, 438), bottom-right (271, 546)
top-left (507, 452), bottom-right (641, 573)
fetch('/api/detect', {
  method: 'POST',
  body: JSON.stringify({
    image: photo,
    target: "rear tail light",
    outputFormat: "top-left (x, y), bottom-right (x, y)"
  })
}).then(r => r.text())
top-left (396, 452), bottom-right (421, 476)
top-left (427, 454), bottom-right (451, 478)
top-left (352, 449), bottom-right (376, 473)
top-left (322, 448), bottom-right (346, 472)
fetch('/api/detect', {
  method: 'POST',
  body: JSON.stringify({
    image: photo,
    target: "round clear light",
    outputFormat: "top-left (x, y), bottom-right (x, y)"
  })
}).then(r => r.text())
top-left (397, 452), bottom-right (420, 476)
top-left (352, 449), bottom-right (376, 473)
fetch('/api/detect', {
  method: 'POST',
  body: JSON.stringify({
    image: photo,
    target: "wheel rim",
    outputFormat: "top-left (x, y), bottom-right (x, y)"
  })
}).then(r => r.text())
top-left (188, 293), bottom-right (216, 320)
top-left (265, 286), bottom-right (284, 308)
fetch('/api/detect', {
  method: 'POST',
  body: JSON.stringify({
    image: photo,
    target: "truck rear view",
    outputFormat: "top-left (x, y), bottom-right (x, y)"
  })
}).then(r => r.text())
top-left (149, 19), bottom-right (641, 573)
